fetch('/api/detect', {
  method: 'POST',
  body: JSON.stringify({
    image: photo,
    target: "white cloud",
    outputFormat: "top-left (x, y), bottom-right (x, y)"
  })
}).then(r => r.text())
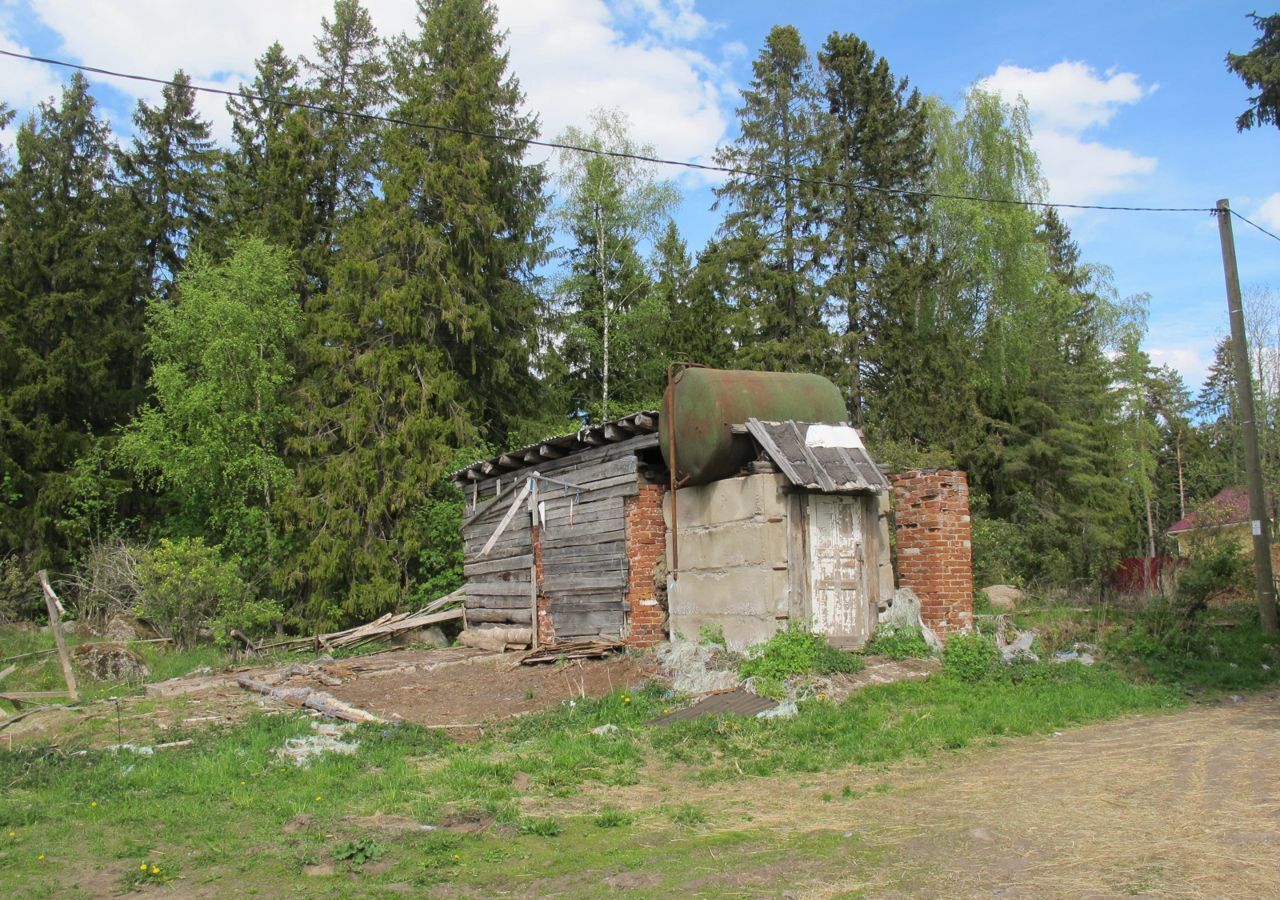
top-left (13, 0), bottom-right (727, 169)
top-left (1255, 192), bottom-right (1280, 231)
top-left (1147, 343), bottom-right (1214, 388)
top-left (0, 3), bottom-right (63, 143)
top-left (616, 0), bottom-right (713, 42)
top-left (978, 61), bottom-right (1157, 205)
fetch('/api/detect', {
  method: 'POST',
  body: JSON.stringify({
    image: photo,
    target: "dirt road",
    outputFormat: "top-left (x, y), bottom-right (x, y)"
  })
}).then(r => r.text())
top-left (553, 690), bottom-right (1280, 898)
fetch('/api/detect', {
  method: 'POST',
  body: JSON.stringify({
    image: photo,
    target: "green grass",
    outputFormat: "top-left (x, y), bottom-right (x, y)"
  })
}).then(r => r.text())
top-left (863, 625), bottom-right (934, 660)
top-left (3, 602), bottom-right (1277, 895)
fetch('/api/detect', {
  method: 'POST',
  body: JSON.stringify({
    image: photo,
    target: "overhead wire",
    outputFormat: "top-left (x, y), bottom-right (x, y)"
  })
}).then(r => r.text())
top-left (1230, 209), bottom-right (1280, 245)
top-left (0, 47), bottom-right (1230, 218)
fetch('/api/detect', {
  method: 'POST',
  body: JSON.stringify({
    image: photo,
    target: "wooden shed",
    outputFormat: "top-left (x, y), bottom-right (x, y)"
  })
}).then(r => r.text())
top-left (451, 404), bottom-right (894, 652)
top-left (452, 412), bottom-right (668, 649)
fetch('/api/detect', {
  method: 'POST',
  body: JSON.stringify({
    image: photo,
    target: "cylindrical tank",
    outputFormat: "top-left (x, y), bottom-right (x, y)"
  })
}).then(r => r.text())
top-left (660, 368), bottom-right (848, 485)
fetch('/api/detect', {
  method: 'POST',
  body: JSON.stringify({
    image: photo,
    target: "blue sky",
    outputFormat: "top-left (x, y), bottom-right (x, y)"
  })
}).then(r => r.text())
top-left (2, 0), bottom-right (1276, 391)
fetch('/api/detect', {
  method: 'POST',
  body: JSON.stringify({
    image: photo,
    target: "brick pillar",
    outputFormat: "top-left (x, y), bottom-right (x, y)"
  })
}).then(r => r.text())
top-left (532, 525), bottom-right (554, 646)
top-left (624, 483), bottom-right (668, 647)
top-left (891, 469), bottom-right (974, 637)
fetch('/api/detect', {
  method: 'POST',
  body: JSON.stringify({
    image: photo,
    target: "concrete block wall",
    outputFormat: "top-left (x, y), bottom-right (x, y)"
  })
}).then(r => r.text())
top-left (624, 483), bottom-right (668, 647)
top-left (665, 474), bottom-right (791, 650)
top-left (891, 469), bottom-right (974, 636)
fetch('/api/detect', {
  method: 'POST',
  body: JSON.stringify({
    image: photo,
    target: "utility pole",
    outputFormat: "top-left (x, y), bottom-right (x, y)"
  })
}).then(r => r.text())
top-left (1216, 198), bottom-right (1278, 634)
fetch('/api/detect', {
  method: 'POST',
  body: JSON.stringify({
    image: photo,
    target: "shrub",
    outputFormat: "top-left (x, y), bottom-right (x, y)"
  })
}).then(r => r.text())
top-left (135, 537), bottom-right (252, 648)
top-left (1174, 539), bottom-right (1250, 617)
top-left (0, 553), bottom-right (42, 623)
top-left (740, 622), bottom-right (865, 683)
top-left (864, 625), bottom-right (933, 660)
top-left (941, 631), bottom-right (1000, 682)
top-left (63, 538), bottom-right (142, 625)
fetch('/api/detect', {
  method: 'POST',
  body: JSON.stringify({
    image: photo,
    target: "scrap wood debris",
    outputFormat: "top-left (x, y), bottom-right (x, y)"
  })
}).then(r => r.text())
top-left (521, 639), bottom-right (622, 665)
top-left (236, 675), bottom-right (385, 724)
top-left (259, 589), bottom-right (464, 654)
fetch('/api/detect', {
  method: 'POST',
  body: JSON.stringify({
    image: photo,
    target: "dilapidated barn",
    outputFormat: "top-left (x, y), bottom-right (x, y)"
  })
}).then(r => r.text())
top-left (452, 368), bottom-right (973, 652)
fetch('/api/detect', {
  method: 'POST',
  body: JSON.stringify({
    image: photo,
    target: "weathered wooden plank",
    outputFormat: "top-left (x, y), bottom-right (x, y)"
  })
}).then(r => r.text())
top-left (468, 571), bottom-right (530, 585)
top-left (463, 554), bottom-right (533, 577)
top-left (463, 582), bottom-right (531, 597)
top-left (545, 589), bottom-right (626, 605)
top-left (540, 525), bottom-right (625, 550)
top-left (541, 571), bottom-right (628, 593)
top-left (547, 598), bottom-right (627, 612)
top-left (540, 547), bottom-right (627, 568)
top-left (466, 607), bottom-right (532, 624)
top-left (550, 609), bottom-right (625, 634)
top-left (463, 595), bottom-right (532, 610)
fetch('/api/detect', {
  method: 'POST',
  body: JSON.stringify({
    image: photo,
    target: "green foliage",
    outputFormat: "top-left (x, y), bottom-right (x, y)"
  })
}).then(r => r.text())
top-left (1226, 13), bottom-right (1280, 132)
top-left (941, 631), bottom-right (1000, 682)
top-left (333, 837), bottom-right (384, 866)
top-left (593, 805), bottom-right (633, 828)
top-left (864, 625), bottom-right (933, 660)
top-left (0, 74), bottom-right (142, 568)
top-left (135, 537), bottom-right (250, 648)
top-left (1174, 540), bottom-right (1250, 616)
top-left (666, 804), bottom-right (708, 827)
top-left (548, 108), bottom-right (679, 420)
top-left (697, 623), bottom-right (727, 648)
top-left (0, 554), bottom-right (40, 623)
top-left (116, 238), bottom-right (300, 570)
top-left (1104, 601), bottom-right (1280, 693)
top-left (740, 623), bottom-right (866, 684)
top-left (518, 817), bottom-right (563, 837)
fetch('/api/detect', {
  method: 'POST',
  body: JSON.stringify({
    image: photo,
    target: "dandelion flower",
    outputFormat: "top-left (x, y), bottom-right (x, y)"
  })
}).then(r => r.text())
top-left (623, 696), bottom-right (632, 703)
top-left (7, 831), bottom-right (14, 838)
top-left (89, 801), bottom-right (97, 807)
top-left (151, 866), bottom-right (160, 875)
top-left (37, 854), bottom-right (45, 861)
top-left (140, 864), bottom-right (148, 871)
top-left (314, 795), bottom-right (322, 802)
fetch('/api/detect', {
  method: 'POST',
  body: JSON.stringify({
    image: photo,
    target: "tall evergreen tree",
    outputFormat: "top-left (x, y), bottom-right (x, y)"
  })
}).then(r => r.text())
top-left (815, 32), bottom-right (932, 424)
top-left (714, 25), bottom-right (830, 374)
top-left (653, 221), bottom-right (733, 368)
top-left (119, 71), bottom-right (219, 298)
top-left (303, 0), bottom-right (389, 294)
top-left (1227, 12), bottom-right (1280, 132)
top-left (220, 42), bottom-right (324, 299)
top-left (0, 76), bottom-right (139, 565)
top-left (282, 0), bottom-right (546, 623)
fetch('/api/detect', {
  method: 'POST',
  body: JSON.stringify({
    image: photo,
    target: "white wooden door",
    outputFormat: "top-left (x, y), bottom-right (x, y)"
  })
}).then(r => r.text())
top-left (806, 494), bottom-right (870, 646)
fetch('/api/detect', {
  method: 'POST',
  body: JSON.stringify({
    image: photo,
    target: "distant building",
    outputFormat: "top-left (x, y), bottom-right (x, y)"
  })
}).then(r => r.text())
top-left (1166, 486), bottom-right (1272, 557)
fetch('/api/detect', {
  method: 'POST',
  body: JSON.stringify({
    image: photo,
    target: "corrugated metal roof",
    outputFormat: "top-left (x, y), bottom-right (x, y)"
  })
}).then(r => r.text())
top-left (451, 409), bottom-right (659, 484)
top-left (746, 419), bottom-right (889, 494)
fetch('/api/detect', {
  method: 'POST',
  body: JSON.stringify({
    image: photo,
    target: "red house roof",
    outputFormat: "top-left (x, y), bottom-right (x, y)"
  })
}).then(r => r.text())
top-left (1167, 487), bottom-right (1258, 535)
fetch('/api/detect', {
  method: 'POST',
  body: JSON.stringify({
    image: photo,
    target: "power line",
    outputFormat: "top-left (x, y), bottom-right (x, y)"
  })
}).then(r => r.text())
top-left (1231, 209), bottom-right (1280, 244)
top-left (0, 47), bottom-right (1223, 216)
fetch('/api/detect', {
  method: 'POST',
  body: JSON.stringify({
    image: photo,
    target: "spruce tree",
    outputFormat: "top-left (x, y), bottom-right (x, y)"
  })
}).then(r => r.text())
top-left (303, 0), bottom-right (388, 294)
top-left (119, 71), bottom-right (219, 297)
top-left (653, 221), bottom-right (732, 368)
top-left (815, 32), bottom-right (932, 424)
top-left (0, 76), bottom-right (139, 565)
top-left (282, 0), bottom-right (546, 623)
top-left (714, 26), bottom-right (830, 375)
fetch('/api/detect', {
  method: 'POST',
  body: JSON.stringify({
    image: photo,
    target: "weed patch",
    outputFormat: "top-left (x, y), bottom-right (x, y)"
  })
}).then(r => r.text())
top-left (864, 625), bottom-right (934, 660)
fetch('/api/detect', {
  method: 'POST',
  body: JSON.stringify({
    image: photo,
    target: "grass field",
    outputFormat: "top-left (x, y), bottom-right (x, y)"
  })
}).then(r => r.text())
top-left (1, 601), bottom-right (1276, 896)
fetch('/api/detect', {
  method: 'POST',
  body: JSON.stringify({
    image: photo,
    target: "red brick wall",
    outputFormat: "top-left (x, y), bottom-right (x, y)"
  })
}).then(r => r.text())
top-left (891, 469), bottom-right (974, 637)
top-left (624, 483), bottom-right (667, 647)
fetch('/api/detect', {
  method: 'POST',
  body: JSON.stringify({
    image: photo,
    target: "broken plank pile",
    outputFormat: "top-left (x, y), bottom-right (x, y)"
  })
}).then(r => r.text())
top-left (262, 592), bottom-right (463, 653)
top-left (520, 639), bottom-right (622, 665)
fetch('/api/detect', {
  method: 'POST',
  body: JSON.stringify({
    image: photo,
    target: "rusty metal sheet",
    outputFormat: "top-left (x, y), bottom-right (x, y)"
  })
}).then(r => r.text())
top-left (647, 688), bottom-right (778, 726)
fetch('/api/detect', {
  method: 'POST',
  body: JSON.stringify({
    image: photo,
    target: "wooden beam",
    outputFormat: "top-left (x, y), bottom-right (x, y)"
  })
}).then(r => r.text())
top-left (580, 430), bottom-right (606, 446)
top-left (497, 453), bottom-right (524, 470)
top-left (37, 570), bottom-right (78, 703)
top-left (730, 423), bottom-right (750, 434)
top-left (538, 444), bottom-right (566, 459)
top-left (632, 413), bottom-right (656, 431)
top-left (602, 424), bottom-right (628, 442)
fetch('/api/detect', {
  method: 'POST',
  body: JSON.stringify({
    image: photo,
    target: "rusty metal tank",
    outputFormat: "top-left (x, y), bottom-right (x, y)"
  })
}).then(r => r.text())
top-left (660, 368), bottom-right (848, 485)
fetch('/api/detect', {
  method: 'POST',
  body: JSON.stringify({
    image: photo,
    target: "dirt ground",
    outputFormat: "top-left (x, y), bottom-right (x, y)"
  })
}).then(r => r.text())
top-left (543, 689), bottom-right (1280, 898)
